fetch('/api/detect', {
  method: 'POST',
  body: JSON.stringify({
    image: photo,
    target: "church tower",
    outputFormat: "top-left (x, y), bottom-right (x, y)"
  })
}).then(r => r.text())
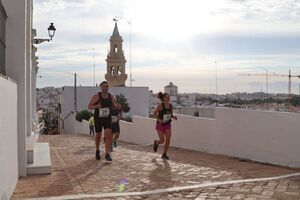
top-left (105, 21), bottom-right (127, 86)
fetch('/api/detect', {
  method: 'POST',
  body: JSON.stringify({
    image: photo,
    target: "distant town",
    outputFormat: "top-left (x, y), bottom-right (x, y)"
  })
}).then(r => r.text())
top-left (36, 84), bottom-right (300, 135)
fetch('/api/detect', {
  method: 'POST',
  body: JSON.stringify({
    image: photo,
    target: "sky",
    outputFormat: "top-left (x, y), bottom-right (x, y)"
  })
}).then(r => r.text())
top-left (34, 0), bottom-right (300, 94)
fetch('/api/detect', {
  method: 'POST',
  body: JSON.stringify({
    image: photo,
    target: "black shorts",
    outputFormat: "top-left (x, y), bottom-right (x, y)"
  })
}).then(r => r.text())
top-left (111, 123), bottom-right (120, 133)
top-left (94, 117), bottom-right (112, 133)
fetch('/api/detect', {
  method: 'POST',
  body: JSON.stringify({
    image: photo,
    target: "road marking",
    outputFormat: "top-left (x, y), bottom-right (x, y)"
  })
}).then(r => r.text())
top-left (24, 172), bottom-right (300, 200)
top-left (49, 147), bottom-right (68, 150)
top-left (121, 143), bottom-right (152, 147)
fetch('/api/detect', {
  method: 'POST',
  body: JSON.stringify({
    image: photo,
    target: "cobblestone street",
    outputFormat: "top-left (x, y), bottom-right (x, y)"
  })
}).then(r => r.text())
top-left (12, 134), bottom-right (300, 200)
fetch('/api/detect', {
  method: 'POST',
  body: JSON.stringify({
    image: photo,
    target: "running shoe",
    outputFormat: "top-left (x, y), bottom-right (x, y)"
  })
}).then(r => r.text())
top-left (162, 153), bottom-right (169, 160)
top-left (95, 150), bottom-right (100, 160)
top-left (113, 140), bottom-right (117, 148)
top-left (153, 140), bottom-right (158, 152)
top-left (105, 153), bottom-right (112, 161)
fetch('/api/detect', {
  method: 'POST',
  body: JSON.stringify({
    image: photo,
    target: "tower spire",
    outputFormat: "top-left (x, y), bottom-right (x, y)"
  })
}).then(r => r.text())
top-left (112, 20), bottom-right (120, 37)
top-left (105, 20), bottom-right (127, 86)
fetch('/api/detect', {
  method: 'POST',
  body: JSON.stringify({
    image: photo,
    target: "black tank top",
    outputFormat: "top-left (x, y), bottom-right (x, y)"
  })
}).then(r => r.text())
top-left (94, 92), bottom-right (112, 118)
top-left (157, 103), bottom-right (172, 125)
top-left (111, 108), bottom-right (122, 124)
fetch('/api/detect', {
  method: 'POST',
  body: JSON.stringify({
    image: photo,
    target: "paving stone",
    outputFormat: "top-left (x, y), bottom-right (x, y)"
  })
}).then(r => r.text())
top-left (11, 134), bottom-right (300, 200)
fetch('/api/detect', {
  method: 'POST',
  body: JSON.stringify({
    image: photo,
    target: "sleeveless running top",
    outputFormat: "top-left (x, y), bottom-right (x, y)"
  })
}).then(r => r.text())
top-left (111, 108), bottom-right (122, 124)
top-left (157, 103), bottom-right (172, 125)
top-left (94, 92), bottom-right (113, 118)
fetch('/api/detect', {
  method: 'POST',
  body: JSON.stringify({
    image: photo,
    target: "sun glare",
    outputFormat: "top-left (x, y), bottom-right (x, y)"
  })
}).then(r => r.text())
top-left (126, 0), bottom-right (227, 40)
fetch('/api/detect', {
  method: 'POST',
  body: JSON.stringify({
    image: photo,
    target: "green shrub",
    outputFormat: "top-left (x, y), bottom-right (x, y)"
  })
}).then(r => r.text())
top-left (116, 94), bottom-right (131, 113)
top-left (76, 110), bottom-right (93, 122)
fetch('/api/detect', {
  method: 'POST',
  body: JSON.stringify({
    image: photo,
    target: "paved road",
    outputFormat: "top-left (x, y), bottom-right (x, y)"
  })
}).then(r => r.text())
top-left (12, 135), bottom-right (300, 200)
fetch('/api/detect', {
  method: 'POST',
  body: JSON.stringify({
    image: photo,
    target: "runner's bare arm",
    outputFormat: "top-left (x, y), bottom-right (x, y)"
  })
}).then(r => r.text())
top-left (88, 95), bottom-right (101, 110)
top-left (119, 111), bottom-right (123, 120)
top-left (154, 104), bottom-right (163, 123)
top-left (111, 95), bottom-right (117, 108)
top-left (172, 114), bottom-right (178, 120)
top-left (171, 105), bottom-right (177, 120)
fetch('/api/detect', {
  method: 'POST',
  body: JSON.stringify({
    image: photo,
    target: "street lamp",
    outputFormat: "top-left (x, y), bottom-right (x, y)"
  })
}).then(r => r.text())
top-left (48, 23), bottom-right (56, 40)
top-left (34, 23), bottom-right (56, 44)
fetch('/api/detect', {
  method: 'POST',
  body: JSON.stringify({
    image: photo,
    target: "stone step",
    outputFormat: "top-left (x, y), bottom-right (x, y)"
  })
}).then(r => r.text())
top-left (26, 132), bottom-right (38, 164)
top-left (27, 148), bottom-right (34, 164)
top-left (27, 142), bottom-right (51, 175)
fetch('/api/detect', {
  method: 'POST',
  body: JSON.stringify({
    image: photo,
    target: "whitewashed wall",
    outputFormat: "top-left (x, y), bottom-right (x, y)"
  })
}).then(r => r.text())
top-left (213, 108), bottom-right (300, 167)
top-left (119, 108), bottom-right (300, 168)
top-left (60, 86), bottom-right (149, 119)
top-left (60, 86), bottom-right (149, 134)
top-left (62, 113), bottom-right (90, 135)
top-left (2, 0), bottom-right (32, 177)
top-left (0, 77), bottom-right (18, 200)
top-left (73, 120), bottom-right (89, 135)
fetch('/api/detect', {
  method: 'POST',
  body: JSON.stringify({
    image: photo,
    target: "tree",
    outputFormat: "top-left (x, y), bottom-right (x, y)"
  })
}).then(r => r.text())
top-left (76, 110), bottom-right (93, 122)
top-left (292, 96), bottom-right (300, 106)
top-left (116, 94), bottom-right (131, 113)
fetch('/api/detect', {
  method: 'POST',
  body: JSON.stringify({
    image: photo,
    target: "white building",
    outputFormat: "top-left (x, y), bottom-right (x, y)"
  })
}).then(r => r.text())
top-left (59, 86), bottom-right (149, 134)
top-left (164, 82), bottom-right (178, 96)
top-left (0, 1), bottom-right (51, 199)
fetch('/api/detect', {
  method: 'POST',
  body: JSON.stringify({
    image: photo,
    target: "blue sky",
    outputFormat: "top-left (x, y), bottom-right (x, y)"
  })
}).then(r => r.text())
top-left (34, 0), bottom-right (300, 94)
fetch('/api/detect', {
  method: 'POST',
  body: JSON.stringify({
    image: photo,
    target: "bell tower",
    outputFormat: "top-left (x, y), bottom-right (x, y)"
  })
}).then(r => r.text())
top-left (105, 21), bottom-right (127, 86)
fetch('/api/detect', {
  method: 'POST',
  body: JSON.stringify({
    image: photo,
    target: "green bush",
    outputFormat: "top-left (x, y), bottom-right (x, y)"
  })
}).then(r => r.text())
top-left (76, 110), bottom-right (93, 122)
top-left (116, 94), bottom-right (131, 113)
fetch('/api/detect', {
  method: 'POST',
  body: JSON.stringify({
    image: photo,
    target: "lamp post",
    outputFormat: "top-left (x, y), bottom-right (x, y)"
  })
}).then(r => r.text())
top-left (33, 23), bottom-right (56, 44)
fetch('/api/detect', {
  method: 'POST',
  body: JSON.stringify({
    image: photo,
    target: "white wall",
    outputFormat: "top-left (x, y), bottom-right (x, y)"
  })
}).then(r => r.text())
top-left (119, 121), bottom-right (134, 142)
top-left (180, 107), bottom-right (215, 119)
top-left (60, 86), bottom-right (149, 134)
top-left (61, 112), bottom-right (90, 135)
top-left (119, 108), bottom-right (300, 168)
top-left (73, 120), bottom-right (89, 135)
top-left (2, 0), bottom-right (31, 177)
top-left (61, 86), bottom-right (149, 118)
top-left (213, 108), bottom-right (300, 167)
top-left (0, 76), bottom-right (18, 200)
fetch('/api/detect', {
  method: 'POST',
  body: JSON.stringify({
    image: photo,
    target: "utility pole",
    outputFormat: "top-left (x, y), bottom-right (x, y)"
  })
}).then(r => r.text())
top-left (93, 48), bottom-right (95, 86)
top-left (266, 69), bottom-right (269, 110)
top-left (215, 61), bottom-right (218, 106)
top-left (74, 73), bottom-right (77, 112)
top-left (288, 69), bottom-right (292, 111)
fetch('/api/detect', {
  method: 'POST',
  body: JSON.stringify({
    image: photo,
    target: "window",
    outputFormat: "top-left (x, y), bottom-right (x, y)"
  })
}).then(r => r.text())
top-left (111, 66), bottom-right (115, 75)
top-left (117, 66), bottom-right (122, 75)
top-left (110, 66), bottom-right (122, 76)
top-left (114, 44), bottom-right (118, 53)
top-left (0, 2), bottom-right (7, 75)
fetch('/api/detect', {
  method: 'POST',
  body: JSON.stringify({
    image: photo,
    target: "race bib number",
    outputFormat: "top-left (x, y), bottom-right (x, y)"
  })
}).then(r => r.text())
top-left (111, 116), bottom-right (118, 123)
top-left (163, 114), bottom-right (172, 123)
top-left (99, 108), bottom-right (110, 117)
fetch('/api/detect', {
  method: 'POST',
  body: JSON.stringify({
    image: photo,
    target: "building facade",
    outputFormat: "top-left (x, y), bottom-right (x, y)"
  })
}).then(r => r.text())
top-left (164, 82), bottom-right (178, 96)
top-left (0, 0), bottom-right (51, 199)
top-left (105, 22), bottom-right (128, 86)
